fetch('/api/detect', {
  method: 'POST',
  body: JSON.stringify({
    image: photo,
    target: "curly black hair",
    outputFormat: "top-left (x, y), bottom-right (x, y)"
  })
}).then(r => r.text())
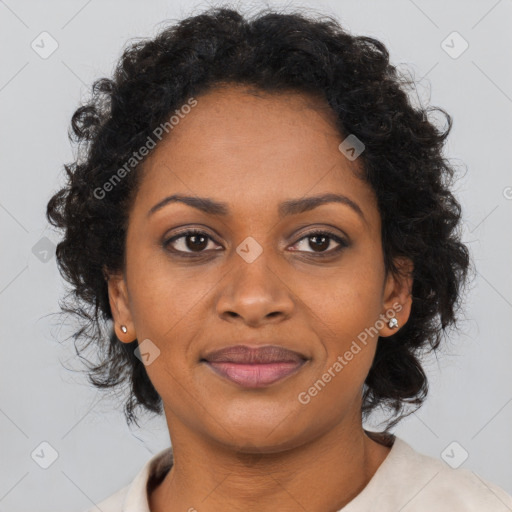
top-left (46, 5), bottom-right (472, 431)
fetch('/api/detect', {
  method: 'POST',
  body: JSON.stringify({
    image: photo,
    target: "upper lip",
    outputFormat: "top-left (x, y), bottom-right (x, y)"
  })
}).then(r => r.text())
top-left (202, 344), bottom-right (307, 364)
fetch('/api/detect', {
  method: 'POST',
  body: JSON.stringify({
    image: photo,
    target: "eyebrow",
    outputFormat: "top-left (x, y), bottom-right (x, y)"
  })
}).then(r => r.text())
top-left (147, 192), bottom-right (366, 223)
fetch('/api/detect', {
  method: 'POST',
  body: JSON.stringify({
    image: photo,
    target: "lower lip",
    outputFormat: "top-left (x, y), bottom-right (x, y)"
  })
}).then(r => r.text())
top-left (204, 361), bottom-right (306, 388)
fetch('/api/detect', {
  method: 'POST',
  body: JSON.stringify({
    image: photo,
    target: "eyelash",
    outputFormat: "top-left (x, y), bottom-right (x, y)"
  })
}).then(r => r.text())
top-left (163, 228), bottom-right (349, 258)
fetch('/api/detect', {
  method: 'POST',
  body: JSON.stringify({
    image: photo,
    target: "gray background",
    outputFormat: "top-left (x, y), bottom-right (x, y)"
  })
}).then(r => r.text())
top-left (1, 0), bottom-right (511, 510)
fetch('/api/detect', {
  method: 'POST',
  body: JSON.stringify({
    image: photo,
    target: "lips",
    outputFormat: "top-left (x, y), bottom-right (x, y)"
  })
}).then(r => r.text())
top-left (202, 345), bottom-right (306, 364)
top-left (201, 345), bottom-right (308, 388)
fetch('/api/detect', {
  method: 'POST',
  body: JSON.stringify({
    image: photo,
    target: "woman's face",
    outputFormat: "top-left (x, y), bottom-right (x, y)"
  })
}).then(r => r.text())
top-left (108, 84), bottom-right (412, 453)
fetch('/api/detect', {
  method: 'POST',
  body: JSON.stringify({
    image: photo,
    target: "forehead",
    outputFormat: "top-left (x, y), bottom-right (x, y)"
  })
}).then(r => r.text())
top-left (130, 84), bottom-right (378, 226)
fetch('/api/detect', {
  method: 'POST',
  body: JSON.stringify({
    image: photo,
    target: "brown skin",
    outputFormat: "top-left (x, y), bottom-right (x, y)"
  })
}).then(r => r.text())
top-left (106, 84), bottom-right (413, 512)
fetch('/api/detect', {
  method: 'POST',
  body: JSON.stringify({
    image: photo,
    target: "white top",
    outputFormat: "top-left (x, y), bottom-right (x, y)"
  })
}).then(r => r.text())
top-left (85, 435), bottom-right (512, 511)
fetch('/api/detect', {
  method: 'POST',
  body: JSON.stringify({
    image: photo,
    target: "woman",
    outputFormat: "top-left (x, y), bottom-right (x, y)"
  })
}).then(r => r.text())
top-left (46, 6), bottom-right (512, 511)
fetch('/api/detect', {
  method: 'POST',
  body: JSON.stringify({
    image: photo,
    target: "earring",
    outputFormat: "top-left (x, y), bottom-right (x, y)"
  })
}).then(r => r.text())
top-left (388, 318), bottom-right (399, 329)
top-left (121, 325), bottom-right (128, 333)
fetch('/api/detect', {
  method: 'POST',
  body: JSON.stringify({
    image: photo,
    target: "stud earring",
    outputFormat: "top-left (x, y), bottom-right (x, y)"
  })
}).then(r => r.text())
top-left (121, 325), bottom-right (128, 333)
top-left (388, 318), bottom-right (398, 329)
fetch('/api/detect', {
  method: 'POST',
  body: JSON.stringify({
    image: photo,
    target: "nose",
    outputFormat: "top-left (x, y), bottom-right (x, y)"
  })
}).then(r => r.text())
top-left (215, 250), bottom-right (295, 327)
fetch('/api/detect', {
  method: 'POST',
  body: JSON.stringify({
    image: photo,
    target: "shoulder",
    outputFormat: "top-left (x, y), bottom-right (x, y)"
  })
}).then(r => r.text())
top-left (423, 465), bottom-right (512, 511)
top-left (82, 485), bottom-right (128, 512)
top-left (386, 437), bottom-right (512, 511)
top-left (80, 446), bottom-right (173, 512)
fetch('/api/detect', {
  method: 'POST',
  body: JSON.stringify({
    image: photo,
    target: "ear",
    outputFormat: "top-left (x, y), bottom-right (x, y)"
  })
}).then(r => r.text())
top-left (104, 267), bottom-right (136, 343)
top-left (379, 256), bottom-right (414, 337)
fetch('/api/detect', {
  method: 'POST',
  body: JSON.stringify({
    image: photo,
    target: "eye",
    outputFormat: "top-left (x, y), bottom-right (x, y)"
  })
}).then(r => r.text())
top-left (163, 228), bottom-right (349, 258)
top-left (290, 230), bottom-right (349, 256)
top-left (163, 229), bottom-right (221, 255)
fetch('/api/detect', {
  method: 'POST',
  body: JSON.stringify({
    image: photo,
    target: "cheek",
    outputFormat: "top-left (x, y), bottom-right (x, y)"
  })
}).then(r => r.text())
top-left (299, 253), bottom-right (384, 336)
top-left (302, 273), bottom-right (382, 409)
top-left (127, 246), bottom-right (214, 336)
top-left (126, 258), bottom-right (203, 398)
top-left (295, 247), bottom-right (384, 387)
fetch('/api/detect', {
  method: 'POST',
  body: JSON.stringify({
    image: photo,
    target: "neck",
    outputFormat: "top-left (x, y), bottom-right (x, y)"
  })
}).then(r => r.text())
top-left (149, 418), bottom-right (393, 512)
